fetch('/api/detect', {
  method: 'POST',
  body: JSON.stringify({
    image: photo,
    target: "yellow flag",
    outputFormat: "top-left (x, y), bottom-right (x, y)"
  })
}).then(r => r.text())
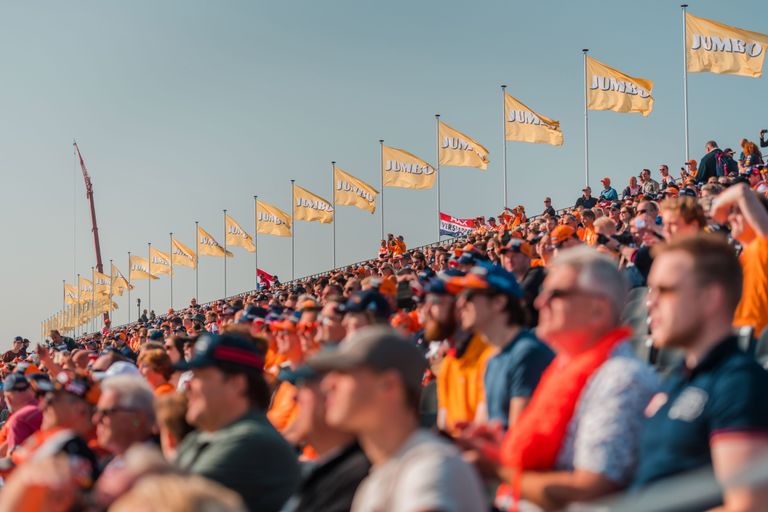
top-left (225, 214), bottom-right (257, 251)
top-left (111, 263), bottom-right (134, 296)
top-left (197, 225), bottom-right (233, 257)
top-left (256, 200), bottom-right (292, 236)
top-left (149, 247), bottom-right (173, 276)
top-left (78, 276), bottom-right (94, 303)
top-left (686, 13), bottom-right (768, 78)
top-left (438, 121), bottom-right (490, 170)
top-left (504, 93), bottom-right (563, 146)
top-left (587, 57), bottom-right (654, 117)
top-left (64, 284), bottom-right (78, 304)
top-left (294, 185), bottom-right (334, 224)
top-left (382, 146), bottom-right (436, 190)
top-left (334, 167), bottom-right (378, 214)
top-left (129, 255), bottom-right (159, 280)
top-left (171, 238), bottom-right (197, 268)
top-left (94, 271), bottom-right (111, 296)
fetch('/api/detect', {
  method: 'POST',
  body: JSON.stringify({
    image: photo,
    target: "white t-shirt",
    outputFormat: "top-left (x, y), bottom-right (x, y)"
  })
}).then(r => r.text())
top-left (352, 429), bottom-right (488, 512)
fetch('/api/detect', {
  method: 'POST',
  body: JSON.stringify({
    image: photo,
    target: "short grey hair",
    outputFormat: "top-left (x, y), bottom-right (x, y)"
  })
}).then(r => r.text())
top-left (101, 375), bottom-right (156, 424)
top-left (550, 246), bottom-right (628, 321)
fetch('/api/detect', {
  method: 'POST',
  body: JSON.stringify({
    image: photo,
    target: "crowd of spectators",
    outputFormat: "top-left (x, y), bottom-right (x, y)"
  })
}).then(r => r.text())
top-left (0, 135), bottom-right (767, 511)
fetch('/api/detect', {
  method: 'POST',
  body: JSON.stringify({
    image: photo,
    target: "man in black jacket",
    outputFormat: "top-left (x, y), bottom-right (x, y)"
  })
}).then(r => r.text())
top-left (760, 129), bottom-right (767, 148)
top-left (695, 140), bottom-right (722, 184)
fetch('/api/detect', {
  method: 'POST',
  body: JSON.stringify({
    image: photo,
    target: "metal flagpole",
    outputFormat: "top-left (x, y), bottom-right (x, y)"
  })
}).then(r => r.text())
top-left (582, 49), bottom-right (590, 188)
top-left (62, 280), bottom-right (65, 313)
top-left (379, 140), bottom-right (385, 241)
top-left (108, 259), bottom-right (113, 324)
top-left (223, 210), bottom-right (228, 298)
top-left (254, 196), bottom-right (259, 290)
top-left (681, 4), bottom-right (690, 163)
top-left (195, 221), bottom-right (199, 301)
top-left (147, 242), bottom-right (152, 314)
top-left (291, 179), bottom-right (295, 280)
top-left (169, 234), bottom-right (174, 309)
top-left (331, 163), bottom-right (337, 269)
top-left (127, 253), bottom-right (131, 323)
top-left (435, 114), bottom-right (441, 240)
top-left (91, 266), bottom-right (95, 334)
top-left (501, 85), bottom-right (509, 210)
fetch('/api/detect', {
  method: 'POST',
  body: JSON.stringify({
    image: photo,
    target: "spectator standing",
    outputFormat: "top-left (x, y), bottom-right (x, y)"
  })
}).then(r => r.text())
top-left (2, 337), bottom-right (27, 363)
top-left (575, 187), bottom-right (598, 209)
top-left (542, 197), bottom-right (556, 217)
top-left (634, 236), bottom-right (768, 510)
top-left (696, 140), bottom-right (723, 184)
top-left (658, 165), bottom-right (675, 188)
top-left (599, 177), bottom-right (619, 201)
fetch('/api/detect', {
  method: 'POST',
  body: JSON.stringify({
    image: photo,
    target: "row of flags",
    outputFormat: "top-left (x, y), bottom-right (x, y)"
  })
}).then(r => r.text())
top-left (44, 10), bottom-right (768, 336)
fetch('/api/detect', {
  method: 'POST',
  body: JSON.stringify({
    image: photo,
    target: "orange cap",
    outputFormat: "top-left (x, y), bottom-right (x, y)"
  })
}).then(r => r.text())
top-left (550, 225), bottom-right (577, 245)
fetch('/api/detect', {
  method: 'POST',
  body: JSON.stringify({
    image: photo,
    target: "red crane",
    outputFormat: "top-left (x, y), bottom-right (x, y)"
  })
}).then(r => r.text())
top-left (73, 141), bottom-right (108, 323)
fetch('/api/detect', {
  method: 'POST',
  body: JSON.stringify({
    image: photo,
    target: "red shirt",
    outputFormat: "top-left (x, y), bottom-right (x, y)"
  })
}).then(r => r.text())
top-left (6, 402), bottom-right (42, 452)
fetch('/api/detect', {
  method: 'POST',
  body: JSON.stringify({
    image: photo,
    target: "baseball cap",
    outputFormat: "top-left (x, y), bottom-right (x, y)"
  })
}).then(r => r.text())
top-left (338, 290), bottom-right (391, 319)
top-left (444, 261), bottom-right (523, 298)
top-left (174, 333), bottom-right (264, 371)
top-left (600, 177), bottom-right (611, 185)
top-left (2, 372), bottom-right (30, 392)
top-left (148, 330), bottom-right (164, 341)
top-left (306, 326), bottom-right (427, 396)
top-left (93, 361), bottom-right (142, 381)
top-left (550, 225), bottom-right (578, 245)
top-left (499, 238), bottom-right (533, 257)
top-left (582, 186), bottom-right (592, 192)
top-left (37, 373), bottom-right (101, 406)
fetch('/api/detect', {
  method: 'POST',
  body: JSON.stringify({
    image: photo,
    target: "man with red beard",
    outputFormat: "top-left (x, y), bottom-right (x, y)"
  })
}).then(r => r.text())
top-left (424, 271), bottom-right (494, 436)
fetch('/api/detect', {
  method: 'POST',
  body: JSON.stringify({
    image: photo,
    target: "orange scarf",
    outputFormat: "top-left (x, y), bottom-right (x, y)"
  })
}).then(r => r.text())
top-left (501, 326), bottom-right (631, 472)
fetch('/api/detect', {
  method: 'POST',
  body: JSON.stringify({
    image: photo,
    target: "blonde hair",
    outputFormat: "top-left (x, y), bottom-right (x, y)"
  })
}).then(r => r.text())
top-left (110, 474), bottom-right (246, 512)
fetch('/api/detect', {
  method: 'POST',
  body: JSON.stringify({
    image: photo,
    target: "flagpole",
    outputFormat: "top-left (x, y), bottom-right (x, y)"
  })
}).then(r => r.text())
top-left (223, 210), bottom-right (227, 298)
top-left (681, 4), bottom-right (690, 163)
top-left (62, 279), bottom-right (65, 314)
top-left (379, 140), bottom-right (385, 241)
top-left (147, 242), bottom-right (152, 315)
top-left (582, 49), bottom-right (590, 188)
top-left (91, 266), bottom-right (95, 334)
top-left (331, 163), bottom-right (337, 269)
top-left (435, 114), bottom-right (441, 240)
top-left (254, 196), bottom-right (259, 290)
top-left (195, 221), bottom-right (199, 302)
top-left (127, 253), bottom-right (131, 324)
top-left (501, 85), bottom-right (509, 210)
top-left (169, 233), bottom-right (174, 309)
top-left (291, 179), bottom-right (295, 281)
top-left (108, 259), bottom-right (113, 324)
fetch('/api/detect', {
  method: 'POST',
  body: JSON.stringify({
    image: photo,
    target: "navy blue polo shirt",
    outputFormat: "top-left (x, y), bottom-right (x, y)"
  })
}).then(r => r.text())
top-left (633, 337), bottom-right (768, 488)
top-left (483, 329), bottom-right (554, 430)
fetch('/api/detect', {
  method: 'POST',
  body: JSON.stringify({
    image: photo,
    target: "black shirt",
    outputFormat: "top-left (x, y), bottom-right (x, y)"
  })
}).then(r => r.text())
top-left (633, 337), bottom-right (768, 491)
top-left (575, 196), bottom-right (597, 209)
top-left (290, 442), bottom-right (370, 512)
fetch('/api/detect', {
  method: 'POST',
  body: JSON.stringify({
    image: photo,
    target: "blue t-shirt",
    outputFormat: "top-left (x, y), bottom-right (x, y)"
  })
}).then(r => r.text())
top-left (483, 329), bottom-right (554, 430)
top-left (633, 337), bottom-right (768, 490)
top-left (599, 187), bottom-right (619, 201)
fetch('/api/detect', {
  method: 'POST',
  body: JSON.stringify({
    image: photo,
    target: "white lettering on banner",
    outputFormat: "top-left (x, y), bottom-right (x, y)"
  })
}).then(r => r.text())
top-left (507, 110), bottom-right (547, 126)
top-left (258, 212), bottom-right (287, 225)
top-left (151, 256), bottom-right (168, 265)
top-left (691, 34), bottom-right (763, 57)
top-left (227, 225), bottom-right (251, 238)
top-left (384, 160), bottom-right (435, 175)
top-left (590, 76), bottom-right (651, 98)
top-left (295, 197), bottom-right (334, 211)
top-left (441, 137), bottom-right (473, 151)
top-left (200, 236), bottom-right (220, 247)
top-left (336, 180), bottom-right (375, 203)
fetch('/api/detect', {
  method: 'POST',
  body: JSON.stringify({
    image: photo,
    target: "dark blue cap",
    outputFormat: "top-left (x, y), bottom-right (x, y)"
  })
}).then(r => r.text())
top-left (339, 290), bottom-right (391, 319)
top-left (446, 261), bottom-right (523, 298)
top-left (174, 333), bottom-right (264, 371)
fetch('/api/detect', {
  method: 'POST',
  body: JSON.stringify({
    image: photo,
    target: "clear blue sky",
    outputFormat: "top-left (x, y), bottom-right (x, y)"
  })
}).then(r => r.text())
top-left (2, 0), bottom-right (766, 348)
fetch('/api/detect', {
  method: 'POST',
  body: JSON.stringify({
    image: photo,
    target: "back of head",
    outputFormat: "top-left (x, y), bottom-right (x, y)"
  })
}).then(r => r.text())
top-left (110, 474), bottom-right (246, 512)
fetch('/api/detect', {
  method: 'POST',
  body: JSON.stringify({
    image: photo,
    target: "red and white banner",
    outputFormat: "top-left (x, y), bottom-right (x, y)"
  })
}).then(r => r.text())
top-left (257, 269), bottom-right (276, 289)
top-left (439, 212), bottom-right (475, 238)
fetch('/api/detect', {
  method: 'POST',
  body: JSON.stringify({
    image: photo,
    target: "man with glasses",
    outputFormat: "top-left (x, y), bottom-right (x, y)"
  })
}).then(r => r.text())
top-left (658, 164), bottom-right (675, 188)
top-left (1, 373), bottom-right (42, 457)
top-left (461, 247), bottom-right (657, 510)
top-left (633, 236), bottom-right (768, 510)
top-left (543, 197), bottom-right (556, 217)
top-left (316, 300), bottom-right (346, 346)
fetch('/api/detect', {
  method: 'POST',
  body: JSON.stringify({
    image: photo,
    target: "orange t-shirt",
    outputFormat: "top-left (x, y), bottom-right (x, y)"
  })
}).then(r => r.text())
top-left (734, 237), bottom-right (768, 337)
top-left (436, 334), bottom-right (495, 435)
top-left (582, 226), bottom-right (597, 246)
top-left (267, 381), bottom-right (299, 432)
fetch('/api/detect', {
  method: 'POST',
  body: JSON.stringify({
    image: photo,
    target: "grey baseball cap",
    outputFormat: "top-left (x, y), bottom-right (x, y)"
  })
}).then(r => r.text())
top-left (306, 326), bottom-right (427, 395)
